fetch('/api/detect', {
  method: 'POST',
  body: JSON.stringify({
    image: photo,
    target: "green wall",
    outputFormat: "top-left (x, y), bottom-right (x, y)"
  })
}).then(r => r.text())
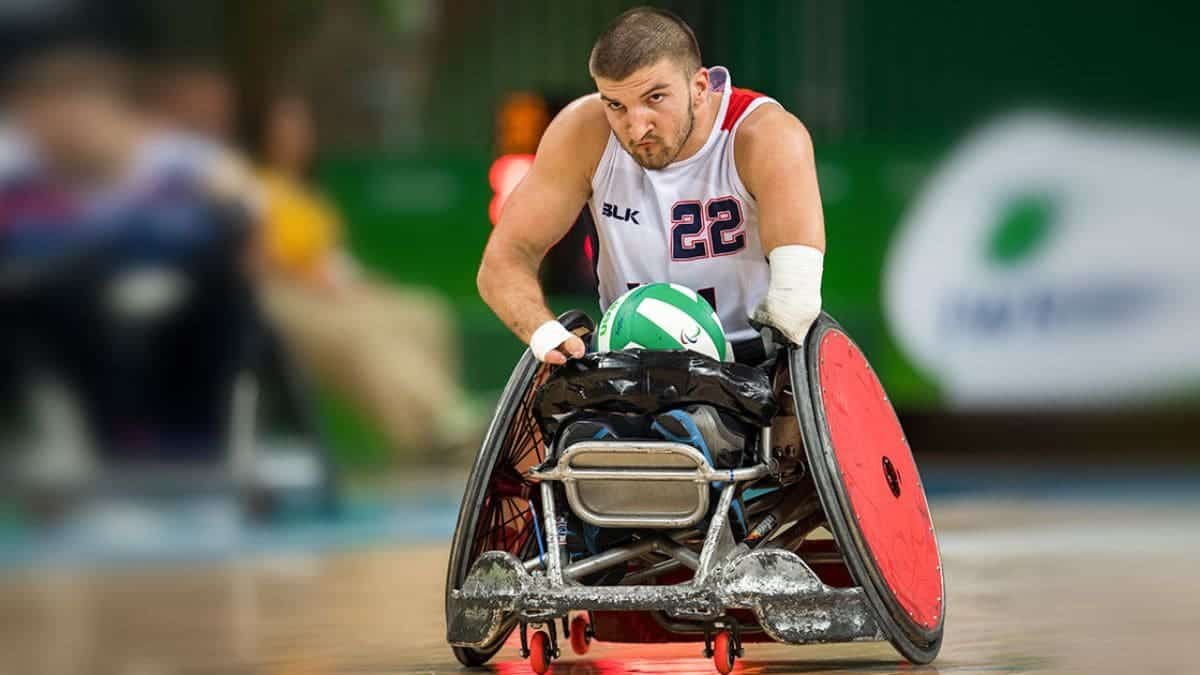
top-left (308, 0), bottom-right (1199, 462)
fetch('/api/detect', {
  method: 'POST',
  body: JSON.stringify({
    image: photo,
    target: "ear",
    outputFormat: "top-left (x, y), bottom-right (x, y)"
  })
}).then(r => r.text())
top-left (692, 67), bottom-right (709, 105)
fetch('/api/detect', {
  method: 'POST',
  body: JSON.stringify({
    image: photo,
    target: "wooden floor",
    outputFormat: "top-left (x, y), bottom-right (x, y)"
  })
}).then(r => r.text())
top-left (3, 498), bottom-right (1198, 675)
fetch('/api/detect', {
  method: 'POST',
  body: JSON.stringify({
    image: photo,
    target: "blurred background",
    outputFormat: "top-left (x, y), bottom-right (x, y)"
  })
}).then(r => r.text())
top-left (1, 1), bottom-right (1197, 674)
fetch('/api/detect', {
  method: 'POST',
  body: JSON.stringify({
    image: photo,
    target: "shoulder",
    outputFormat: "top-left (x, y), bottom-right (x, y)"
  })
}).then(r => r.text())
top-left (734, 104), bottom-right (813, 163)
top-left (535, 94), bottom-right (612, 183)
top-left (733, 104), bottom-right (815, 189)
top-left (546, 94), bottom-right (611, 145)
top-left (148, 132), bottom-right (263, 212)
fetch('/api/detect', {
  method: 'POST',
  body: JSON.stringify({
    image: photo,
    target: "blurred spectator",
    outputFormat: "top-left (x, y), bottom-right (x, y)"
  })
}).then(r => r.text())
top-left (255, 95), bottom-right (345, 288)
top-left (148, 59), bottom-right (237, 142)
top-left (252, 92), bottom-right (477, 461)
top-left (0, 46), bottom-right (259, 469)
top-left (1, 48), bottom-right (255, 211)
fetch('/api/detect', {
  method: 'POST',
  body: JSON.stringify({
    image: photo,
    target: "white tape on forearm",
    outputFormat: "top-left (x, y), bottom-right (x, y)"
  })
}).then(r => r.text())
top-left (768, 244), bottom-right (823, 297)
top-left (753, 244), bottom-right (824, 344)
top-left (529, 320), bottom-right (574, 362)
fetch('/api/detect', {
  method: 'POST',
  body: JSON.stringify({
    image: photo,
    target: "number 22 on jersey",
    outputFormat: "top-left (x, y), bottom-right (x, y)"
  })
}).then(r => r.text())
top-left (670, 196), bottom-right (746, 261)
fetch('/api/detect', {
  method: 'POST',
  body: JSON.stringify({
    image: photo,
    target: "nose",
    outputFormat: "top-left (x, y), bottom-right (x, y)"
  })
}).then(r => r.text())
top-left (627, 108), bottom-right (655, 141)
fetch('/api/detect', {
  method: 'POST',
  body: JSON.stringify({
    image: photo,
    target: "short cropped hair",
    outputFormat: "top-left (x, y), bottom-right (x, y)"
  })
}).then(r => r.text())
top-left (589, 7), bottom-right (702, 81)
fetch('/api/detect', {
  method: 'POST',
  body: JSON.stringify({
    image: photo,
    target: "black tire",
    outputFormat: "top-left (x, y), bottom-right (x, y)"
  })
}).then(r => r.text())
top-left (445, 310), bottom-right (593, 667)
top-left (788, 312), bottom-right (944, 664)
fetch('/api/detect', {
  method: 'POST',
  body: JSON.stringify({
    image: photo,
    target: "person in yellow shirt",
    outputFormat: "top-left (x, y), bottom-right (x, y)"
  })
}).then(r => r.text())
top-left (259, 165), bottom-right (340, 283)
top-left (256, 94), bottom-right (348, 285)
top-left (254, 93), bottom-right (473, 460)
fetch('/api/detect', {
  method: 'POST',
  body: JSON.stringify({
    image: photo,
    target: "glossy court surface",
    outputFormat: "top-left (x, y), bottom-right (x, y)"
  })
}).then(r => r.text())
top-left (3, 495), bottom-right (1197, 675)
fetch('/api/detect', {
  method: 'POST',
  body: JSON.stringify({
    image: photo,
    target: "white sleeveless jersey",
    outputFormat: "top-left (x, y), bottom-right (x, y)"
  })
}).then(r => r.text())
top-left (588, 67), bottom-right (780, 343)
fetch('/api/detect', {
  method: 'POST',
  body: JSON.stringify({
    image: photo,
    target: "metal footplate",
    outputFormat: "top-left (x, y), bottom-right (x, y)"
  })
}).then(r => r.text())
top-left (529, 441), bottom-right (769, 530)
top-left (447, 547), bottom-right (883, 647)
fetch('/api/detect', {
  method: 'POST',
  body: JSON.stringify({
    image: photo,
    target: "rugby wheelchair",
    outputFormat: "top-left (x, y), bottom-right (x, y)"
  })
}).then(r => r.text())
top-left (445, 310), bottom-right (943, 673)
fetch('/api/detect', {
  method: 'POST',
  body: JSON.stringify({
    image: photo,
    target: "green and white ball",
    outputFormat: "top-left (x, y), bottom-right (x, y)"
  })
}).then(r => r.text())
top-left (596, 283), bottom-right (731, 361)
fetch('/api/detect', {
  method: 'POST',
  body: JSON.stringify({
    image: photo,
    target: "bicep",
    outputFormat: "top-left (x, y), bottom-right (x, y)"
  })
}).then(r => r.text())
top-left (487, 101), bottom-right (603, 266)
top-left (740, 112), bottom-right (826, 254)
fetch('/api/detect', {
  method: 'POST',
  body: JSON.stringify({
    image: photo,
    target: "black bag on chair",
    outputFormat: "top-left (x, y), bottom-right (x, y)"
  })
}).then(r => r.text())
top-left (534, 349), bottom-right (778, 440)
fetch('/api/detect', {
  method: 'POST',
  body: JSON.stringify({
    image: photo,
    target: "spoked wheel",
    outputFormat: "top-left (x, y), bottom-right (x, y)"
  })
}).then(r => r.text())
top-left (463, 402), bottom-right (548, 566)
top-left (447, 354), bottom-right (549, 666)
top-left (445, 311), bottom-right (593, 667)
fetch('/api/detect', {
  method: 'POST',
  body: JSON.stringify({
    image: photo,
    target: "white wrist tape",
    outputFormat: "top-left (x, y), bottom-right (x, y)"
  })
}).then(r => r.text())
top-left (752, 244), bottom-right (824, 345)
top-left (529, 320), bottom-right (574, 362)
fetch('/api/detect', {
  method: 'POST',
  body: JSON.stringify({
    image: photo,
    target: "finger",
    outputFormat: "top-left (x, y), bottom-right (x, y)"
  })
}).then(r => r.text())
top-left (543, 350), bottom-right (566, 365)
top-left (564, 335), bottom-right (586, 358)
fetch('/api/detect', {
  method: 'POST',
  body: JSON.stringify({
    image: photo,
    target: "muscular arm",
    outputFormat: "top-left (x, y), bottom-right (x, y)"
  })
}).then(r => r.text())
top-left (735, 106), bottom-right (827, 345)
top-left (477, 96), bottom-right (609, 362)
top-left (735, 106), bottom-right (825, 255)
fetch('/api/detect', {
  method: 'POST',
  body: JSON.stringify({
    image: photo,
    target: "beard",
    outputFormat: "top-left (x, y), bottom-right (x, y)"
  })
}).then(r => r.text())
top-left (626, 103), bottom-right (695, 170)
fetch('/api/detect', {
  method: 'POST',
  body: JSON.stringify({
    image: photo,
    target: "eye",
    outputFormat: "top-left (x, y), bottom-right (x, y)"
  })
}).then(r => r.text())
top-left (607, 101), bottom-right (624, 111)
top-left (649, 93), bottom-right (665, 103)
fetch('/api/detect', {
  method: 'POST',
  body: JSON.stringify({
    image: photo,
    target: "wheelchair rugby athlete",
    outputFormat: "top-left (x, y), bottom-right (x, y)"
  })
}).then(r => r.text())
top-left (453, 9), bottom-right (944, 673)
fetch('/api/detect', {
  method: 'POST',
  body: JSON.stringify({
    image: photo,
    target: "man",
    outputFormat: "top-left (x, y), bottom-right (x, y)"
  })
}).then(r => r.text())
top-left (0, 46), bottom-right (258, 462)
top-left (477, 7), bottom-right (826, 365)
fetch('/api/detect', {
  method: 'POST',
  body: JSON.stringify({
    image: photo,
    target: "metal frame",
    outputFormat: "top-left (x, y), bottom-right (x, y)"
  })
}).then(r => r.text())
top-left (448, 462), bottom-right (885, 649)
top-left (529, 441), bottom-right (768, 529)
top-left (444, 310), bottom-right (948, 664)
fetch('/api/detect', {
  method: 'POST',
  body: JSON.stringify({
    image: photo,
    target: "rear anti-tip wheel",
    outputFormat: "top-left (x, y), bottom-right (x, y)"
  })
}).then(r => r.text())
top-left (712, 630), bottom-right (736, 674)
top-left (569, 614), bottom-right (592, 655)
top-left (530, 630), bottom-right (553, 674)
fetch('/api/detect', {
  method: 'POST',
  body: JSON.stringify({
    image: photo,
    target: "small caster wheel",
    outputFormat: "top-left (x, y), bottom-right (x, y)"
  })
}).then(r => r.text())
top-left (713, 629), bottom-right (736, 674)
top-left (530, 630), bottom-right (553, 674)
top-left (569, 614), bottom-right (592, 655)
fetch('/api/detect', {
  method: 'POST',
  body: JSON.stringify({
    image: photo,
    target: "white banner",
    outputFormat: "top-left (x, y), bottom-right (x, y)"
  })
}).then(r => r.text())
top-left (885, 112), bottom-right (1200, 408)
